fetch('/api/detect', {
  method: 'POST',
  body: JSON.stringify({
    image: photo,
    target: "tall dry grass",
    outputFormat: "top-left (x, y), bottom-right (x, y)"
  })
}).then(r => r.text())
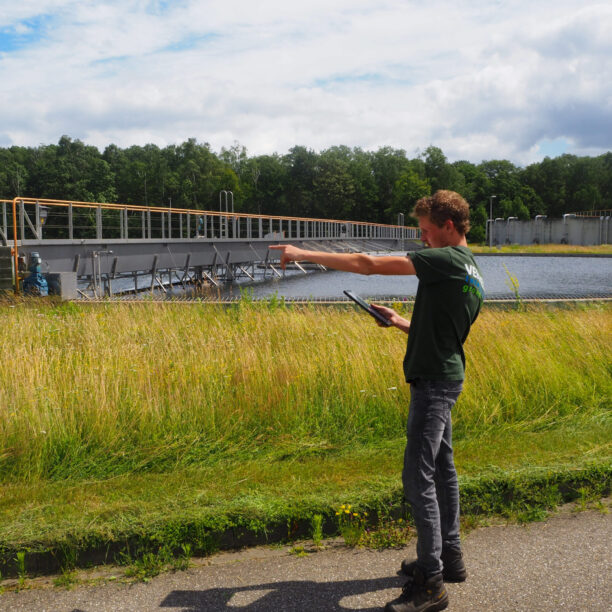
top-left (0, 300), bottom-right (610, 482)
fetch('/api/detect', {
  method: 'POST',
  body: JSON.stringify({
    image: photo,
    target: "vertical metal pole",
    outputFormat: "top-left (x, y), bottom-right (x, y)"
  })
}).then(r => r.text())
top-left (147, 209), bottom-right (151, 239)
top-left (179, 212), bottom-right (183, 239)
top-left (150, 255), bottom-right (158, 292)
top-left (91, 253), bottom-right (97, 297)
top-left (35, 201), bottom-right (41, 239)
top-left (69, 203), bottom-right (74, 239)
top-left (20, 201), bottom-right (25, 240)
top-left (2, 202), bottom-right (6, 239)
top-left (161, 212), bottom-right (165, 240)
top-left (488, 195), bottom-right (496, 247)
top-left (96, 206), bottom-right (102, 239)
top-left (142, 210), bottom-right (146, 239)
top-left (124, 209), bottom-right (129, 239)
top-left (259, 218), bottom-right (263, 238)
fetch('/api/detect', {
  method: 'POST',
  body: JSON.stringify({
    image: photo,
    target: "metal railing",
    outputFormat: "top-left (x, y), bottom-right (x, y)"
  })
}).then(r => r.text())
top-left (1, 198), bottom-right (417, 242)
top-left (1, 197), bottom-right (419, 293)
top-left (572, 209), bottom-right (612, 218)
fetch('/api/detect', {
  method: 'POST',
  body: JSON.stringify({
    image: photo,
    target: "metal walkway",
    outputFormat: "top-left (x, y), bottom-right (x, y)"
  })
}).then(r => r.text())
top-left (1, 198), bottom-right (419, 297)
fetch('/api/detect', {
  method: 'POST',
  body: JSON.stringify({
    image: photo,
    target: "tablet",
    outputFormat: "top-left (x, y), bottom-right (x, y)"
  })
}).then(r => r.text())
top-left (343, 290), bottom-right (391, 326)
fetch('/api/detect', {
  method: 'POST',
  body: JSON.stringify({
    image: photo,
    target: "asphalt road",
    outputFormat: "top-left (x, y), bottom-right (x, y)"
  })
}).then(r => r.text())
top-left (2, 507), bottom-right (610, 611)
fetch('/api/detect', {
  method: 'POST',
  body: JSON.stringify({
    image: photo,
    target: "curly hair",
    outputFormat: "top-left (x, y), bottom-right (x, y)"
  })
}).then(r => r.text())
top-left (413, 190), bottom-right (471, 235)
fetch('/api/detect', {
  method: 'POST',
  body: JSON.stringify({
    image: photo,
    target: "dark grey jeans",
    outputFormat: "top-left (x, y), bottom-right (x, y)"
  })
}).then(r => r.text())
top-left (403, 380), bottom-right (463, 577)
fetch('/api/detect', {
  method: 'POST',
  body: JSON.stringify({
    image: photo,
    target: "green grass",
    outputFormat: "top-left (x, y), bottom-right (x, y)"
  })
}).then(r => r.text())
top-left (1, 300), bottom-right (609, 482)
top-left (469, 243), bottom-right (612, 255)
top-left (0, 300), bottom-right (610, 576)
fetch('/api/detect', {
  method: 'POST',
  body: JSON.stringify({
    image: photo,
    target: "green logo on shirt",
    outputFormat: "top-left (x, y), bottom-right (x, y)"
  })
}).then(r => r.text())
top-left (463, 264), bottom-right (485, 300)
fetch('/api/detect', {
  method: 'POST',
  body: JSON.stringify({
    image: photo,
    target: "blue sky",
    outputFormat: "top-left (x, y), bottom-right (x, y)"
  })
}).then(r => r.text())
top-left (0, 0), bottom-right (611, 166)
top-left (0, 14), bottom-right (54, 52)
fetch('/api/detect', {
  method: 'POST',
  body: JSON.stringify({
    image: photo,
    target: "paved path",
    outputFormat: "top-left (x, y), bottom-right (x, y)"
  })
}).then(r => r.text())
top-left (2, 508), bottom-right (610, 611)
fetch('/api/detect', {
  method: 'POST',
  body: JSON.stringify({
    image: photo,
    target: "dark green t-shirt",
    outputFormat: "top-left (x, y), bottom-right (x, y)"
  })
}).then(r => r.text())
top-left (403, 246), bottom-right (483, 382)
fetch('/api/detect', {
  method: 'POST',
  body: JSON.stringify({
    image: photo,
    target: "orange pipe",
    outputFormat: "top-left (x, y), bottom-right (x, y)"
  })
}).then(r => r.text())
top-left (10, 197), bottom-right (415, 229)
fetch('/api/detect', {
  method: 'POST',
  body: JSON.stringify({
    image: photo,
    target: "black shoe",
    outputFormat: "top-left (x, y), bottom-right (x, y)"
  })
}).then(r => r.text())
top-left (385, 567), bottom-right (448, 612)
top-left (400, 547), bottom-right (467, 583)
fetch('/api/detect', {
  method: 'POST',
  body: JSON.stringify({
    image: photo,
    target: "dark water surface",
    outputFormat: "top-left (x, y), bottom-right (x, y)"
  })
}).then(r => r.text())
top-left (220, 255), bottom-right (612, 300)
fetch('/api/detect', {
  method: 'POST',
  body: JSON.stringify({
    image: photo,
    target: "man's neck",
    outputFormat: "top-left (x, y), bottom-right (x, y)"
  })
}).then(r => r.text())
top-left (442, 235), bottom-right (468, 248)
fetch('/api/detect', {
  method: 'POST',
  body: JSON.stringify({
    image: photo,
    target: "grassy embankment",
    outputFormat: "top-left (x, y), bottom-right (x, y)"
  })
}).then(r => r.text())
top-left (469, 243), bottom-right (612, 255)
top-left (0, 300), bottom-right (610, 576)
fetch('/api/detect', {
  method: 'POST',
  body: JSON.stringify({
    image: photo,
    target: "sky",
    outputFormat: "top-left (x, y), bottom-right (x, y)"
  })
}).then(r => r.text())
top-left (0, 0), bottom-right (611, 166)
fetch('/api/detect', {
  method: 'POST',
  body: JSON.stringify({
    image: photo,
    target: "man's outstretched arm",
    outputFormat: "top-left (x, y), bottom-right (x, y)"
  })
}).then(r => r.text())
top-left (268, 244), bottom-right (416, 276)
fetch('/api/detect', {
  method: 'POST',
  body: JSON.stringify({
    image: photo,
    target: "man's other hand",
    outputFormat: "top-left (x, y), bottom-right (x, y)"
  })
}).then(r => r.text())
top-left (371, 304), bottom-right (411, 334)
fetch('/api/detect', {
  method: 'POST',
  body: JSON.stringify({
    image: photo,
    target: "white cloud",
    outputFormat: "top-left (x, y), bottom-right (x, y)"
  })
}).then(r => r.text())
top-left (0, 0), bottom-right (611, 165)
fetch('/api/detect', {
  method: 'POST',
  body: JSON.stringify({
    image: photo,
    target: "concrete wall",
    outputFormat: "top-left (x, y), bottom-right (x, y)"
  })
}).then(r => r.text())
top-left (488, 216), bottom-right (611, 246)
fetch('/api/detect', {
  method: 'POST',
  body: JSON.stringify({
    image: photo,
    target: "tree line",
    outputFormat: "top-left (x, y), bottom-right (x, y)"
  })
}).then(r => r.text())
top-left (1, 135), bottom-right (611, 242)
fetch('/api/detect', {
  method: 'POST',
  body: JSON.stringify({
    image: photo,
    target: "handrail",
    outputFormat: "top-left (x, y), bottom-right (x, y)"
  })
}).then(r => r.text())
top-left (3, 197), bottom-right (412, 229)
top-left (571, 209), bottom-right (612, 218)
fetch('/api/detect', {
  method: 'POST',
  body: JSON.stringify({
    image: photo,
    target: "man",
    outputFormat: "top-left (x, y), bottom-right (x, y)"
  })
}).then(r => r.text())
top-left (269, 190), bottom-right (483, 612)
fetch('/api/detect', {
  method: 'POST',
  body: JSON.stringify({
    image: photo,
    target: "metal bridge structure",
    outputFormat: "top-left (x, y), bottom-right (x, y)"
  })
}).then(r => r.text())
top-left (0, 198), bottom-right (419, 298)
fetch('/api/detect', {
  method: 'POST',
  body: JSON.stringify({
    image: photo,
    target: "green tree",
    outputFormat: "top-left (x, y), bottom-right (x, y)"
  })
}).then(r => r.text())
top-left (0, 148), bottom-right (29, 197)
top-left (312, 147), bottom-right (356, 219)
top-left (346, 147), bottom-right (378, 221)
top-left (283, 146), bottom-right (317, 217)
top-left (423, 145), bottom-right (465, 193)
top-left (467, 205), bottom-right (488, 243)
top-left (386, 167), bottom-right (431, 222)
top-left (27, 136), bottom-right (116, 202)
top-left (250, 154), bottom-right (287, 215)
top-left (370, 147), bottom-right (411, 222)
